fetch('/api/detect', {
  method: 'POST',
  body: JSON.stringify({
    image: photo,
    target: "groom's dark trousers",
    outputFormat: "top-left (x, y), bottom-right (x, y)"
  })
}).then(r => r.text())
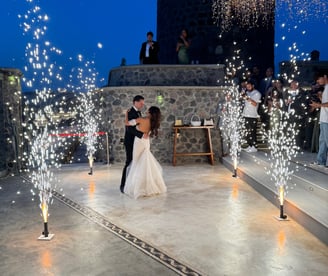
top-left (120, 108), bottom-right (143, 193)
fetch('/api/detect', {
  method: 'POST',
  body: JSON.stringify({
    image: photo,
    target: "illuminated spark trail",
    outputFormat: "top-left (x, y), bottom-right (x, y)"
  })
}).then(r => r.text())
top-left (221, 85), bottom-right (245, 177)
top-left (78, 92), bottom-right (102, 175)
top-left (265, 109), bottom-right (299, 219)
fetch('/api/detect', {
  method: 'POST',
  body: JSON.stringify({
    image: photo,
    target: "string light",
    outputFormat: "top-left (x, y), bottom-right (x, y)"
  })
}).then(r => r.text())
top-left (212, 0), bottom-right (275, 31)
top-left (212, 0), bottom-right (327, 32)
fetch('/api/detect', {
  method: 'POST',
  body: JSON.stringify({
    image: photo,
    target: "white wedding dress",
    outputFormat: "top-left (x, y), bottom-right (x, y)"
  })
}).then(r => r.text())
top-left (124, 137), bottom-right (167, 199)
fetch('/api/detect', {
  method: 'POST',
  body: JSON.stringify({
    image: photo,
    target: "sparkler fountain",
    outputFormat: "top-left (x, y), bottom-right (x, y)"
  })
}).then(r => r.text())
top-left (18, 0), bottom-right (104, 239)
top-left (269, 0), bottom-right (327, 220)
top-left (78, 92), bottom-right (101, 175)
top-left (24, 92), bottom-right (62, 240)
top-left (265, 108), bottom-right (299, 220)
top-left (221, 85), bottom-right (245, 178)
top-left (220, 45), bottom-right (246, 178)
top-left (212, 0), bottom-right (326, 218)
top-left (19, 0), bottom-right (66, 239)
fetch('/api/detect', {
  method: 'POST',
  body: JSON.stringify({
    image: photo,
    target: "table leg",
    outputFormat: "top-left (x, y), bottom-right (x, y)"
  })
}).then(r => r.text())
top-left (206, 128), bottom-right (214, 165)
top-left (173, 128), bottom-right (178, 166)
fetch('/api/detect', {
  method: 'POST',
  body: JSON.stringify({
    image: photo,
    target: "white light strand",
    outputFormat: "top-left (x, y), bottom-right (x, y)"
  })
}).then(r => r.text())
top-left (212, 0), bottom-right (326, 32)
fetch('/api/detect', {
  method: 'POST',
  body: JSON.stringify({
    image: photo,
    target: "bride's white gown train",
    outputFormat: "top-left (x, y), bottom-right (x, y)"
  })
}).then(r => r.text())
top-left (124, 137), bottom-right (167, 199)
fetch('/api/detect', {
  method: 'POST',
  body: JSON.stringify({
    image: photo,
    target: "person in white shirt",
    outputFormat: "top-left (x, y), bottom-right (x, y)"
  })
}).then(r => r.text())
top-left (310, 73), bottom-right (328, 167)
top-left (242, 80), bottom-right (262, 153)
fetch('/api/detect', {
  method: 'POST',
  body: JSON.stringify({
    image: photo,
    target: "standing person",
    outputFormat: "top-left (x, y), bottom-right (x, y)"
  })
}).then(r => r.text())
top-left (310, 73), bottom-right (328, 167)
top-left (310, 79), bottom-right (325, 152)
top-left (176, 29), bottom-right (191, 64)
top-left (283, 80), bottom-right (310, 149)
top-left (124, 106), bottom-right (167, 199)
top-left (264, 79), bottom-right (284, 113)
top-left (258, 67), bottom-right (274, 128)
top-left (250, 65), bottom-right (261, 90)
top-left (259, 67), bottom-right (274, 98)
top-left (264, 79), bottom-right (284, 130)
top-left (120, 95), bottom-right (147, 193)
top-left (242, 80), bottom-right (262, 153)
top-left (139, 31), bottom-right (159, 64)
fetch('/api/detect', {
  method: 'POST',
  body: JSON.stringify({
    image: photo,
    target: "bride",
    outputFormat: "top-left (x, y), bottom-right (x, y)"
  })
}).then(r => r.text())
top-left (124, 106), bottom-right (167, 199)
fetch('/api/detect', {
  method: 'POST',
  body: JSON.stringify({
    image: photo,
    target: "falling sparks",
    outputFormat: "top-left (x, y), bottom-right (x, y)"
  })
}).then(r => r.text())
top-left (219, 44), bottom-right (246, 174)
top-left (78, 92), bottom-right (102, 173)
top-left (23, 90), bottom-right (64, 223)
top-left (274, 0), bottom-right (327, 86)
top-left (277, 0), bottom-right (327, 23)
top-left (18, 0), bottom-right (104, 91)
top-left (221, 85), bottom-right (245, 173)
top-left (212, 0), bottom-right (275, 31)
top-left (277, 23), bottom-right (313, 86)
top-left (66, 55), bottom-right (100, 92)
top-left (276, 25), bottom-right (312, 87)
top-left (212, 0), bottom-right (326, 32)
top-left (264, 109), bottom-right (299, 206)
top-left (19, 0), bottom-right (63, 90)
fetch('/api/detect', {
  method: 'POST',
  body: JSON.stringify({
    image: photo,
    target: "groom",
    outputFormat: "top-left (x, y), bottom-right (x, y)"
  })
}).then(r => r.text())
top-left (120, 95), bottom-right (146, 193)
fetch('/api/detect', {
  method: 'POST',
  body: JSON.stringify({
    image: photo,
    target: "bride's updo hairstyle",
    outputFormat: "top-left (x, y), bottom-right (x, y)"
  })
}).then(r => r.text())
top-left (149, 106), bottom-right (161, 137)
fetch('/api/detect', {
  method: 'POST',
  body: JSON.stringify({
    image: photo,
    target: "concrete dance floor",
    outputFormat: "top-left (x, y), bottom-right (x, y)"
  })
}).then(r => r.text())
top-left (0, 162), bottom-right (327, 275)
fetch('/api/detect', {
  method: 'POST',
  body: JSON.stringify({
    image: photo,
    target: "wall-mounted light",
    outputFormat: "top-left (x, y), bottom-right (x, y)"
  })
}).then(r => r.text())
top-left (156, 92), bottom-right (164, 106)
top-left (8, 75), bottom-right (16, 85)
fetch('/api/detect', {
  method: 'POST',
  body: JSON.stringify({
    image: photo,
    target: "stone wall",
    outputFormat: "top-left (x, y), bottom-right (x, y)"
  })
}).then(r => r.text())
top-left (108, 64), bottom-right (225, 87)
top-left (96, 86), bottom-right (226, 165)
top-left (0, 68), bottom-right (23, 177)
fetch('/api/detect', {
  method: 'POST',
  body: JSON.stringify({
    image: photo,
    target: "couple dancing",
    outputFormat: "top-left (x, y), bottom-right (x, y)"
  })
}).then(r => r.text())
top-left (120, 95), bottom-right (167, 199)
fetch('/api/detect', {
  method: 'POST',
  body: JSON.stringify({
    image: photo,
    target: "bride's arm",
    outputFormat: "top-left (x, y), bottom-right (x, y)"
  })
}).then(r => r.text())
top-left (126, 118), bottom-right (141, 126)
top-left (125, 113), bottom-right (149, 138)
top-left (125, 111), bottom-right (141, 126)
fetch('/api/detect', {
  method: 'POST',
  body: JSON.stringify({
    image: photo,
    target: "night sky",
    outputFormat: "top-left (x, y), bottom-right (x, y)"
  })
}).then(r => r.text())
top-left (0, 0), bottom-right (327, 91)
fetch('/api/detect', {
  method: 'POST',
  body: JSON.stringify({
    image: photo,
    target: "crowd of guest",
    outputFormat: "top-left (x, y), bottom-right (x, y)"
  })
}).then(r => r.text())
top-left (229, 65), bottom-right (327, 156)
top-left (137, 30), bottom-right (327, 164)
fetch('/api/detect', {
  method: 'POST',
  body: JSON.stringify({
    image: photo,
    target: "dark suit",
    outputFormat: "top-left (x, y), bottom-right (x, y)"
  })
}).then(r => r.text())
top-left (139, 41), bottom-right (159, 64)
top-left (283, 89), bottom-right (310, 149)
top-left (259, 76), bottom-right (273, 98)
top-left (120, 107), bottom-right (144, 192)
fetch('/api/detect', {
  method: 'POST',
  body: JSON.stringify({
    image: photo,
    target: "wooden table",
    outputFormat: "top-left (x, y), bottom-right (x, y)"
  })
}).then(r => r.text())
top-left (172, 125), bottom-right (214, 166)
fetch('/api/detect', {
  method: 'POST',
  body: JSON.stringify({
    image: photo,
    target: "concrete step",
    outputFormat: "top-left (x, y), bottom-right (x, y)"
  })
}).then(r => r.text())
top-left (222, 150), bottom-right (328, 245)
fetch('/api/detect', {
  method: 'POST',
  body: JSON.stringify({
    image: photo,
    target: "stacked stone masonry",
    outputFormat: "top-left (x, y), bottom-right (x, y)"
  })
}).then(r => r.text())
top-left (108, 64), bottom-right (225, 87)
top-left (96, 86), bottom-right (226, 165)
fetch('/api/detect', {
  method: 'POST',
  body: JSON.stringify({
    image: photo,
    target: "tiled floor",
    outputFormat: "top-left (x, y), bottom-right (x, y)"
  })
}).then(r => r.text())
top-left (0, 162), bottom-right (327, 275)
